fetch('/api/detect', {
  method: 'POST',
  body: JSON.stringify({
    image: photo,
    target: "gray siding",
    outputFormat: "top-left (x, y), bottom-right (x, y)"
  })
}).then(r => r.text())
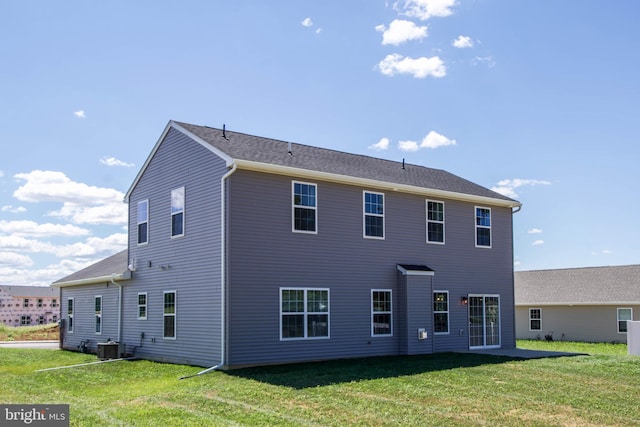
top-left (60, 283), bottom-right (119, 353)
top-left (123, 128), bottom-right (227, 367)
top-left (226, 170), bottom-right (516, 367)
top-left (516, 305), bottom-right (640, 343)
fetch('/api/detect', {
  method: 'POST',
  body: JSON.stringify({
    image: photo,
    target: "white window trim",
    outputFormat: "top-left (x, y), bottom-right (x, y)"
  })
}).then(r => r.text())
top-left (137, 199), bottom-right (149, 245)
top-left (433, 290), bottom-right (449, 335)
top-left (163, 290), bottom-right (177, 340)
top-left (529, 308), bottom-right (542, 331)
top-left (617, 307), bottom-right (632, 334)
top-left (171, 187), bottom-right (185, 238)
top-left (475, 206), bottom-right (492, 248)
top-left (137, 292), bottom-right (148, 320)
top-left (363, 191), bottom-right (385, 240)
top-left (67, 297), bottom-right (74, 333)
top-left (95, 295), bottom-right (102, 335)
top-left (426, 200), bottom-right (445, 245)
top-left (371, 289), bottom-right (393, 337)
top-left (291, 181), bottom-right (318, 234)
top-left (280, 287), bottom-right (330, 340)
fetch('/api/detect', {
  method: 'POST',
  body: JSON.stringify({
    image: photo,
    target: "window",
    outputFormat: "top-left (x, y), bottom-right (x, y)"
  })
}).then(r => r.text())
top-left (23, 298), bottom-right (29, 308)
top-left (52, 315), bottom-right (58, 323)
top-left (529, 308), bottom-right (542, 331)
top-left (67, 298), bottom-right (74, 333)
top-left (51, 299), bottom-right (58, 308)
top-left (292, 181), bottom-right (317, 233)
top-left (164, 291), bottom-right (176, 339)
top-left (475, 207), bottom-right (492, 247)
top-left (138, 293), bottom-right (147, 320)
top-left (371, 290), bottom-right (392, 336)
top-left (280, 288), bottom-right (329, 339)
top-left (95, 296), bottom-right (102, 334)
top-left (38, 315), bottom-right (45, 325)
top-left (364, 191), bottom-right (384, 238)
top-left (138, 199), bottom-right (149, 244)
top-left (433, 291), bottom-right (449, 334)
top-left (20, 315), bottom-right (31, 326)
top-left (426, 200), bottom-right (445, 244)
top-left (37, 298), bottom-right (43, 308)
top-left (618, 308), bottom-right (632, 333)
top-left (171, 187), bottom-right (185, 237)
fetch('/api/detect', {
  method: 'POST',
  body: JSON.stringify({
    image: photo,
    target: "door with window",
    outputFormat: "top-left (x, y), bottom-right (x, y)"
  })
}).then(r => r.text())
top-left (468, 295), bottom-right (501, 349)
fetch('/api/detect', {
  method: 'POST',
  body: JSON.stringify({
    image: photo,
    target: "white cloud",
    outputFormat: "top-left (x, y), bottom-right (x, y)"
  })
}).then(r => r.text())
top-left (0, 232), bottom-right (126, 258)
top-left (491, 179), bottom-right (551, 199)
top-left (378, 53), bottom-right (446, 78)
top-left (301, 17), bottom-right (313, 27)
top-left (420, 130), bottom-right (456, 149)
top-left (452, 35), bottom-right (473, 48)
top-left (1, 205), bottom-right (27, 214)
top-left (13, 170), bottom-right (127, 225)
top-left (532, 240), bottom-right (544, 246)
top-left (0, 220), bottom-right (90, 238)
top-left (100, 156), bottom-right (135, 167)
top-left (376, 19), bottom-right (428, 46)
top-left (73, 110), bottom-right (86, 118)
top-left (398, 0), bottom-right (458, 20)
top-left (592, 249), bottom-right (613, 256)
top-left (0, 252), bottom-right (33, 267)
top-left (398, 140), bottom-right (420, 152)
top-left (0, 170), bottom-right (4, 178)
top-left (316, 28), bottom-right (322, 35)
top-left (369, 137), bottom-right (390, 151)
top-left (528, 228), bottom-right (543, 234)
top-left (472, 56), bottom-right (496, 67)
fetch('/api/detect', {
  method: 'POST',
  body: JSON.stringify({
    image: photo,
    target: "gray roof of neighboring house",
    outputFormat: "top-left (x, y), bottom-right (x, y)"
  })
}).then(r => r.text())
top-left (0, 285), bottom-right (59, 298)
top-left (53, 250), bottom-right (129, 286)
top-left (172, 121), bottom-right (519, 206)
top-left (514, 265), bottom-right (640, 305)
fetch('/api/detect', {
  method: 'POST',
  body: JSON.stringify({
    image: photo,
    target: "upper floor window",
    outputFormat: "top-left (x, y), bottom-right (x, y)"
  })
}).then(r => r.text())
top-left (37, 298), bottom-right (43, 308)
top-left (171, 187), bottom-right (185, 237)
top-left (618, 308), bottom-right (632, 333)
top-left (292, 181), bottom-right (317, 233)
top-left (426, 200), bottom-right (445, 244)
top-left (475, 207), bottom-right (492, 247)
top-left (433, 291), bottom-right (449, 334)
top-left (51, 299), bottom-right (58, 308)
top-left (23, 298), bottom-right (29, 308)
top-left (529, 308), bottom-right (542, 331)
top-left (371, 290), bottom-right (392, 336)
top-left (280, 288), bottom-right (329, 339)
top-left (137, 199), bottom-right (149, 244)
top-left (364, 191), bottom-right (384, 239)
top-left (95, 296), bottom-right (102, 334)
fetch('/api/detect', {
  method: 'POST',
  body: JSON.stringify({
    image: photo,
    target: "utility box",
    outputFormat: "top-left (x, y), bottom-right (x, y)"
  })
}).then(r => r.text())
top-left (97, 342), bottom-right (120, 360)
top-left (628, 321), bottom-right (640, 356)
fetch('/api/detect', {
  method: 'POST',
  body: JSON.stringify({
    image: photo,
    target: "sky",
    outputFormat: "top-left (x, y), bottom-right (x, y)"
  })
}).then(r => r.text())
top-left (1, 0), bottom-right (639, 287)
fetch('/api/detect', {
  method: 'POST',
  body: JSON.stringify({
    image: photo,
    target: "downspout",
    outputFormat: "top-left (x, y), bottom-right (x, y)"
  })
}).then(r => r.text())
top-left (110, 275), bottom-right (122, 343)
top-left (181, 162), bottom-right (237, 380)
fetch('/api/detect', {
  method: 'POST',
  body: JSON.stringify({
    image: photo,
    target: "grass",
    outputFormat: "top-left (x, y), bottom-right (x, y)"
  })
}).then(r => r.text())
top-left (0, 341), bottom-right (638, 426)
top-left (0, 323), bottom-right (59, 341)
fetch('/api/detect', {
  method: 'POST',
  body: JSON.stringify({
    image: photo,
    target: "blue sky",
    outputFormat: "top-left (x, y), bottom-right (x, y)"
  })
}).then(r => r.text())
top-left (1, 0), bottom-right (639, 286)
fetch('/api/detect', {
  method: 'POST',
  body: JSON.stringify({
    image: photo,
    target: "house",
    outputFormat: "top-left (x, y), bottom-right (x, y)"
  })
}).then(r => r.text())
top-left (53, 120), bottom-right (521, 368)
top-left (514, 265), bottom-right (640, 343)
top-left (0, 285), bottom-right (60, 327)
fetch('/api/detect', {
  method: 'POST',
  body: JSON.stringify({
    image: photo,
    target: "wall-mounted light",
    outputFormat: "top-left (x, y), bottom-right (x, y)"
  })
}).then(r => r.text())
top-left (461, 296), bottom-right (468, 305)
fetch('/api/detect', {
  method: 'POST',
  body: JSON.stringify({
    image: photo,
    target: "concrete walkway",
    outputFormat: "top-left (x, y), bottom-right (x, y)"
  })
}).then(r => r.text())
top-left (462, 348), bottom-right (585, 359)
top-left (0, 340), bottom-right (59, 349)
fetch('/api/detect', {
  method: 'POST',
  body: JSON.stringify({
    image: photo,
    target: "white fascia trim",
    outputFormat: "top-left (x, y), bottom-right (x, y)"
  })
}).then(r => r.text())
top-left (235, 159), bottom-right (521, 209)
top-left (52, 271), bottom-right (131, 288)
top-left (124, 121), bottom-right (234, 202)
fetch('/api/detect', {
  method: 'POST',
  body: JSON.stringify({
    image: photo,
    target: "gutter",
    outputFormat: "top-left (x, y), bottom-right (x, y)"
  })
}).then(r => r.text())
top-left (52, 271), bottom-right (131, 288)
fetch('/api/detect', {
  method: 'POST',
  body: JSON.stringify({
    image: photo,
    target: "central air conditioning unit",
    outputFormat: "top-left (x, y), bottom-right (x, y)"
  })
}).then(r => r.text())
top-left (97, 342), bottom-right (123, 360)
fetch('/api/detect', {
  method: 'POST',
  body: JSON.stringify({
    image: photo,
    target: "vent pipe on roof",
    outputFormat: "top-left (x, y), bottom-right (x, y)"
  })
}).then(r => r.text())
top-left (222, 124), bottom-right (228, 140)
top-left (402, 158), bottom-right (405, 170)
top-left (288, 141), bottom-right (292, 156)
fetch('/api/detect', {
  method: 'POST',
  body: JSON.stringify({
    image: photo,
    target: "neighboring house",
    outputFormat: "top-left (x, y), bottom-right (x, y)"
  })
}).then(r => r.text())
top-left (53, 120), bottom-right (521, 368)
top-left (514, 265), bottom-right (640, 343)
top-left (0, 285), bottom-right (60, 327)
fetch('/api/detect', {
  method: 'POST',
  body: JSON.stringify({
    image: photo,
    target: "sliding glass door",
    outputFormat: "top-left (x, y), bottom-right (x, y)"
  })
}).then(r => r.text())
top-left (468, 295), bottom-right (501, 349)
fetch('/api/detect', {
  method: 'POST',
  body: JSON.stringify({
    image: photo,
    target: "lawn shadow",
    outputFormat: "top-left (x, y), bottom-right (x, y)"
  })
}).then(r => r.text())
top-left (227, 352), bottom-right (520, 389)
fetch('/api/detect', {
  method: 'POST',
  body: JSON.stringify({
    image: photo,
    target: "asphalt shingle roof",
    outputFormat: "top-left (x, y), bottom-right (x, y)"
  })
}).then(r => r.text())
top-left (514, 265), bottom-right (640, 305)
top-left (53, 250), bottom-right (128, 285)
top-left (0, 285), bottom-right (58, 298)
top-left (174, 121), bottom-right (518, 205)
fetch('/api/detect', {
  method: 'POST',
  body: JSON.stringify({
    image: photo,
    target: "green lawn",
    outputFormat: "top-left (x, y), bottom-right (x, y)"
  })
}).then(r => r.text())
top-left (1, 341), bottom-right (638, 426)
